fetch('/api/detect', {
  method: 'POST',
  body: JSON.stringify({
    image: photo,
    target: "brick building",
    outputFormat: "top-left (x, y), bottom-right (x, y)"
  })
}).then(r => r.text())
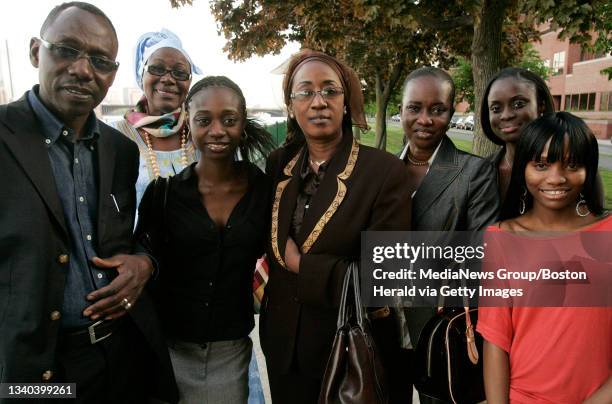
top-left (532, 27), bottom-right (612, 139)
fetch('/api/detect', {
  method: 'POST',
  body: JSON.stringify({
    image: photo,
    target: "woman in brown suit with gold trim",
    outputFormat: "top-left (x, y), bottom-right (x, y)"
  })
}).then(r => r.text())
top-left (259, 49), bottom-right (412, 404)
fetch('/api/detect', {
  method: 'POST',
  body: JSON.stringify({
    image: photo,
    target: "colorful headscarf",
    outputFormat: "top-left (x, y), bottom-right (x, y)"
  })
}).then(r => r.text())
top-left (283, 49), bottom-right (368, 130)
top-left (133, 28), bottom-right (202, 90)
top-left (125, 96), bottom-right (186, 138)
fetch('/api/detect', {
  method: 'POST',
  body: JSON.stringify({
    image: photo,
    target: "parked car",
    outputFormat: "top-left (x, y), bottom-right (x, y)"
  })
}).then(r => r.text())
top-left (455, 117), bottom-right (465, 129)
top-left (457, 114), bottom-right (474, 131)
top-left (450, 115), bottom-right (461, 128)
top-left (462, 115), bottom-right (475, 131)
top-left (390, 114), bottom-right (401, 122)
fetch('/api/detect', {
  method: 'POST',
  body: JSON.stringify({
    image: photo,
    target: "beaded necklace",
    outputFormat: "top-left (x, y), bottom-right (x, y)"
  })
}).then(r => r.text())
top-left (406, 150), bottom-right (429, 166)
top-left (142, 126), bottom-right (189, 178)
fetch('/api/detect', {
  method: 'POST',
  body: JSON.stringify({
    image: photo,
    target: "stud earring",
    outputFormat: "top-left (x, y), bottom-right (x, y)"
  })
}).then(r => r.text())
top-left (343, 106), bottom-right (347, 115)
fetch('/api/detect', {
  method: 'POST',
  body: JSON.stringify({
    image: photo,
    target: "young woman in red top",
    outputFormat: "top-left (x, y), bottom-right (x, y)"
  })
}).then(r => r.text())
top-left (478, 112), bottom-right (611, 403)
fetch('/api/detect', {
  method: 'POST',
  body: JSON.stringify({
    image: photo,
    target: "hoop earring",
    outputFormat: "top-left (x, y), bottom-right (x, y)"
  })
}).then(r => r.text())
top-left (519, 188), bottom-right (527, 215)
top-left (576, 193), bottom-right (590, 217)
top-left (242, 129), bottom-right (249, 140)
top-left (235, 147), bottom-right (243, 162)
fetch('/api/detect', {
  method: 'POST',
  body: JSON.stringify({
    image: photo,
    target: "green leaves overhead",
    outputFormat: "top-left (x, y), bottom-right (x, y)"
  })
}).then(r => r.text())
top-left (171, 0), bottom-right (611, 152)
top-left (193, 0), bottom-right (454, 149)
top-left (522, 0), bottom-right (611, 53)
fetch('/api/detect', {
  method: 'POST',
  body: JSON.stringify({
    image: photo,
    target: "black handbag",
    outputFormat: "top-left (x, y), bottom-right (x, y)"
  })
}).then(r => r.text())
top-left (136, 176), bottom-right (170, 256)
top-left (413, 305), bottom-right (485, 404)
top-left (319, 262), bottom-right (389, 404)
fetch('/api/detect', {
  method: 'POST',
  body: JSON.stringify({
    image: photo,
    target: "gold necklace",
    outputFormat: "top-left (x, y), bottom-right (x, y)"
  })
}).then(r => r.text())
top-left (143, 128), bottom-right (190, 178)
top-left (406, 151), bottom-right (429, 166)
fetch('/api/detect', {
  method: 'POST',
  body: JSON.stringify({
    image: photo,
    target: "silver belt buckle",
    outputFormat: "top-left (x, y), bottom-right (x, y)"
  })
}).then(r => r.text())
top-left (88, 320), bottom-right (112, 344)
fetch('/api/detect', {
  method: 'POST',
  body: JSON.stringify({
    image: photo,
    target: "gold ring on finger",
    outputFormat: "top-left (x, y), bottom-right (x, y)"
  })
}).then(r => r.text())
top-left (120, 297), bottom-right (131, 310)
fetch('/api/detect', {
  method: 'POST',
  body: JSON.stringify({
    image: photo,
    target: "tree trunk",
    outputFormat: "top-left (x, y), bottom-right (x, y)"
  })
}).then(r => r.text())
top-left (471, 0), bottom-right (509, 157)
top-left (374, 72), bottom-right (387, 150)
top-left (374, 60), bottom-right (405, 150)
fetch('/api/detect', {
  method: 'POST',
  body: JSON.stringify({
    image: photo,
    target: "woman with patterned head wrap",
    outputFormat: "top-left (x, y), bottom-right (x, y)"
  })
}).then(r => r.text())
top-left (113, 28), bottom-right (202, 206)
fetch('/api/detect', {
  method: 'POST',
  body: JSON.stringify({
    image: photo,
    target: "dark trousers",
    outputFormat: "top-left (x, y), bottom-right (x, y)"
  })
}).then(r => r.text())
top-left (418, 393), bottom-right (451, 404)
top-left (54, 319), bottom-right (151, 404)
top-left (371, 314), bottom-right (414, 404)
top-left (387, 348), bottom-right (414, 404)
top-left (268, 364), bottom-right (321, 404)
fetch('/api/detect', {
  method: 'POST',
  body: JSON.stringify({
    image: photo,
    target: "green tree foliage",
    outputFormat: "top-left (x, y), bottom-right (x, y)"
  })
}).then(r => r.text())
top-left (590, 1), bottom-right (612, 80)
top-left (172, 0), bottom-right (451, 150)
top-left (411, 0), bottom-right (609, 156)
top-left (451, 57), bottom-right (475, 110)
top-left (518, 43), bottom-right (551, 79)
top-left (170, 0), bottom-right (611, 154)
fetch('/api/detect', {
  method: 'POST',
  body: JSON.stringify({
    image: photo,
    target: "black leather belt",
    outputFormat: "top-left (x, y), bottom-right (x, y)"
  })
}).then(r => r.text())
top-left (59, 319), bottom-right (121, 349)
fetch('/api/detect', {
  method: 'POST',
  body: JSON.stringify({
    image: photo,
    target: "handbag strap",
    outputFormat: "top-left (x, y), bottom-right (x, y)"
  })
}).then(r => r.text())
top-left (336, 262), bottom-right (364, 329)
top-left (437, 263), bottom-right (471, 312)
top-left (349, 262), bottom-right (365, 328)
top-left (152, 176), bottom-right (170, 244)
top-left (337, 263), bottom-right (352, 329)
top-left (437, 265), bottom-right (479, 365)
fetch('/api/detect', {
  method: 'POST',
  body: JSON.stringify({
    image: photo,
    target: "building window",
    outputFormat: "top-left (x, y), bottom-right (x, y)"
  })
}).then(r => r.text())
top-left (579, 94), bottom-right (588, 110)
top-left (552, 51), bottom-right (565, 75)
top-left (587, 93), bottom-right (595, 111)
top-left (601, 92), bottom-right (612, 111)
top-left (565, 93), bottom-right (597, 111)
top-left (571, 94), bottom-right (579, 110)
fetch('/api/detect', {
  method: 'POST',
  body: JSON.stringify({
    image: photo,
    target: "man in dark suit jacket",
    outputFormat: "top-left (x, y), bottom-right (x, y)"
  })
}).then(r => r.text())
top-left (0, 3), bottom-right (177, 403)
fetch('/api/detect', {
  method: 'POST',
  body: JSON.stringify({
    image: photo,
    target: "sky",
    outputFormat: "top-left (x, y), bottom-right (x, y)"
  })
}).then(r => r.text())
top-left (0, 0), bottom-right (299, 108)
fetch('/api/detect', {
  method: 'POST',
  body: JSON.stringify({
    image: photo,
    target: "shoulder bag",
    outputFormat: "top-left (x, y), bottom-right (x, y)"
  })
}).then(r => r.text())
top-left (319, 262), bottom-right (389, 404)
top-left (413, 276), bottom-right (485, 404)
top-left (137, 175), bottom-right (170, 257)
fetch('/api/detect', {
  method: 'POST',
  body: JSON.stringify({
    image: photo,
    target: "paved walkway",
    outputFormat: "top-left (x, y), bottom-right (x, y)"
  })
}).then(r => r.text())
top-left (251, 316), bottom-right (271, 403)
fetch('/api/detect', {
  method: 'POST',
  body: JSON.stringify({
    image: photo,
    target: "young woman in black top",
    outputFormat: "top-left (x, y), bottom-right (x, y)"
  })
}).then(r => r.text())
top-left (136, 76), bottom-right (273, 403)
top-left (480, 68), bottom-right (555, 202)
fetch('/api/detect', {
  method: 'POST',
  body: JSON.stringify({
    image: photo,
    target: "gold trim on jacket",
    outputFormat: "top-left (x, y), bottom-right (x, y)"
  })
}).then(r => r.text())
top-left (271, 150), bottom-right (301, 268)
top-left (271, 138), bottom-right (360, 266)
